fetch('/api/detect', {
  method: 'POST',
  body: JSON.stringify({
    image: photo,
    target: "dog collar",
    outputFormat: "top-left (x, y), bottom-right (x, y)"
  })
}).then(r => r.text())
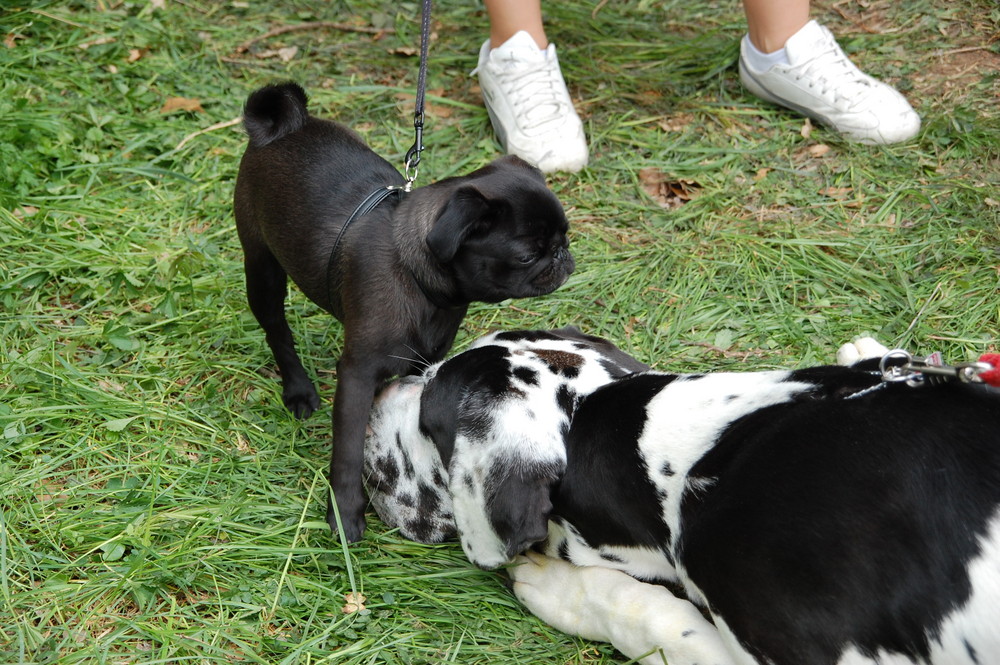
top-left (325, 185), bottom-right (404, 311)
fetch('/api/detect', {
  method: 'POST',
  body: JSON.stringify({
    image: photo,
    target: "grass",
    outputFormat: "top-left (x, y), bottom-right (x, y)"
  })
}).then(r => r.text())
top-left (1, 0), bottom-right (998, 663)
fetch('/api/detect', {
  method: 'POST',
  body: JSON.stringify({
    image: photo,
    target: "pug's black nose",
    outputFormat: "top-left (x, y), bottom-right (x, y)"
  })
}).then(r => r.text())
top-left (555, 247), bottom-right (575, 272)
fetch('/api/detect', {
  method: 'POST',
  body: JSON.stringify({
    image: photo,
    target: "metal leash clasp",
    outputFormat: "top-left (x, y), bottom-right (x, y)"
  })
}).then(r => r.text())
top-left (402, 115), bottom-right (424, 192)
top-left (879, 349), bottom-right (993, 387)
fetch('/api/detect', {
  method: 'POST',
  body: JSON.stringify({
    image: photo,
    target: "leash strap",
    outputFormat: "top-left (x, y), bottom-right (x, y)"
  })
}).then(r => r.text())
top-left (325, 186), bottom-right (403, 310)
top-left (403, 0), bottom-right (433, 190)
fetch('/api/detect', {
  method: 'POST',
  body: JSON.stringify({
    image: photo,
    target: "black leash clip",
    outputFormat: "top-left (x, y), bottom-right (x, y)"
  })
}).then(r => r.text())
top-left (879, 349), bottom-right (993, 387)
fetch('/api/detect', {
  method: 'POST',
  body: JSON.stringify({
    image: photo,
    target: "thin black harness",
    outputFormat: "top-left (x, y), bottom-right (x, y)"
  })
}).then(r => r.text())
top-left (325, 185), bottom-right (403, 311)
top-left (323, 0), bottom-right (433, 312)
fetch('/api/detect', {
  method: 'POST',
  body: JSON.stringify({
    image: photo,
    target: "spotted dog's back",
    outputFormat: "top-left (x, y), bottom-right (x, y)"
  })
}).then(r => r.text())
top-left (513, 339), bottom-right (1000, 665)
top-left (363, 327), bottom-right (648, 565)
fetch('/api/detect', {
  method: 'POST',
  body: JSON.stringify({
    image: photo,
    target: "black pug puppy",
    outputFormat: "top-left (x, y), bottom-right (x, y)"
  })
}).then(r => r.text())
top-left (233, 83), bottom-right (575, 542)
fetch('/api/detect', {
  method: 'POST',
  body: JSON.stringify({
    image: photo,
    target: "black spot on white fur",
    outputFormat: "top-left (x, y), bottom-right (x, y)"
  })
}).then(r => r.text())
top-left (373, 455), bottom-right (398, 487)
top-left (513, 365), bottom-right (539, 386)
top-left (555, 383), bottom-right (575, 418)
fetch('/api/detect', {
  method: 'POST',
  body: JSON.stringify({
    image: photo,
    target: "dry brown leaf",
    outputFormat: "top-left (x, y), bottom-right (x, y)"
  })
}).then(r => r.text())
top-left (98, 379), bottom-right (125, 393)
top-left (800, 117), bottom-right (814, 139)
top-left (79, 36), bottom-right (115, 50)
top-left (235, 434), bottom-right (254, 455)
top-left (423, 87), bottom-right (452, 119)
top-left (819, 186), bottom-right (852, 199)
top-left (160, 97), bottom-right (204, 114)
top-left (342, 592), bottom-right (367, 614)
top-left (808, 144), bottom-right (831, 158)
top-left (754, 167), bottom-right (771, 181)
top-left (127, 48), bottom-right (146, 63)
top-left (253, 46), bottom-right (299, 62)
top-left (657, 114), bottom-right (696, 133)
top-left (390, 46), bottom-right (418, 57)
top-left (4, 33), bottom-right (22, 49)
top-left (426, 101), bottom-right (453, 119)
top-left (637, 89), bottom-right (664, 105)
top-left (639, 167), bottom-right (702, 209)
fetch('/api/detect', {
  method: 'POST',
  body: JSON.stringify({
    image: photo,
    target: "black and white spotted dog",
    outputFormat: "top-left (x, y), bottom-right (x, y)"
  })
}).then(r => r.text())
top-left (367, 332), bottom-right (1000, 665)
top-left (363, 327), bottom-right (648, 566)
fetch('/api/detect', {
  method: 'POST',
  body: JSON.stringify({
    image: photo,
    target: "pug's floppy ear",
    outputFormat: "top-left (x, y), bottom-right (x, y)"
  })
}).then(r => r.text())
top-left (426, 185), bottom-right (498, 263)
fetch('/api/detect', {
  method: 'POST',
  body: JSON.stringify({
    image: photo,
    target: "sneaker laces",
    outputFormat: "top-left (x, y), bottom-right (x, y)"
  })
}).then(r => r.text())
top-left (789, 29), bottom-right (873, 107)
top-left (489, 53), bottom-right (571, 133)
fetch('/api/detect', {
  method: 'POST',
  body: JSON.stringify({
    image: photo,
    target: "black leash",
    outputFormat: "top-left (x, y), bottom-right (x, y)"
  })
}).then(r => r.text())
top-left (325, 0), bottom-right (434, 310)
top-left (403, 0), bottom-right (433, 190)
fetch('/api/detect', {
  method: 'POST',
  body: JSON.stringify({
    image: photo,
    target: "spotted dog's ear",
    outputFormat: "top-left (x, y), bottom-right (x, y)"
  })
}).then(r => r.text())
top-left (418, 373), bottom-right (464, 468)
top-left (487, 461), bottom-right (562, 562)
top-left (419, 344), bottom-right (518, 466)
top-left (547, 326), bottom-right (651, 375)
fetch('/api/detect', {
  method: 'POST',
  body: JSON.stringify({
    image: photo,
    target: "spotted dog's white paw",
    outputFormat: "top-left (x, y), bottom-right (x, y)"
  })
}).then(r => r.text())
top-left (837, 337), bottom-right (889, 366)
top-left (510, 552), bottom-right (615, 642)
top-left (510, 552), bottom-right (734, 665)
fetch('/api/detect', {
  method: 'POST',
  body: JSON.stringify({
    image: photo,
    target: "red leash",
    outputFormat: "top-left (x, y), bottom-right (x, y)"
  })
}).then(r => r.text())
top-left (979, 354), bottom-right (1000, 387)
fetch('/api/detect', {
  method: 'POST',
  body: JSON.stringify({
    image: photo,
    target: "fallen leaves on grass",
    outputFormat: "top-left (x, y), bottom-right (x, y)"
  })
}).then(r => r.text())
top-left (657, 114), bottom-right (697, 133)
top-left (682, 341), bottom-right (769, 361)
top-left (253, 46), bottom-right (298, 62)
top-left (342, 592), bottom-right (367, 614)
top-left (160, 97), bottom-right (204, 114)
top-left (78, 36), bottom-right (115, 50)
top-left (800, 117), bottom-right (814, 139)
top-left (639, 167), bottom-right (701, 209)
top-left (819, 186), bottom-right (852, 199)
top-left (808, 143), bottom-right (831, 158)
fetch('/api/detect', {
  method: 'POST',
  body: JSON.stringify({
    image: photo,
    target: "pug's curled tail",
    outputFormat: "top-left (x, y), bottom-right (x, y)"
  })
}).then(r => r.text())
top-left (242, 82), bottom-right (310, 148)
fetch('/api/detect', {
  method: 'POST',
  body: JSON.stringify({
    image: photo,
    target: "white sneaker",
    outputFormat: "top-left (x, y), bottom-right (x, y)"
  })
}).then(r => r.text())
top-left (474, 31), bottom-right (588, 173)
top-left (739, 20), bottom-right (920, 144)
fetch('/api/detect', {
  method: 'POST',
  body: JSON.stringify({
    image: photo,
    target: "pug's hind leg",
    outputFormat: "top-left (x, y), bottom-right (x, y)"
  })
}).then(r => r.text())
top-left (244, 246), bottom-right (320, 419)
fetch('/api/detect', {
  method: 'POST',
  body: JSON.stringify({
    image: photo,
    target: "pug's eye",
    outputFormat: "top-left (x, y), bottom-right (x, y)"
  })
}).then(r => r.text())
top-left (517, 253), bottom-right (539, 265)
